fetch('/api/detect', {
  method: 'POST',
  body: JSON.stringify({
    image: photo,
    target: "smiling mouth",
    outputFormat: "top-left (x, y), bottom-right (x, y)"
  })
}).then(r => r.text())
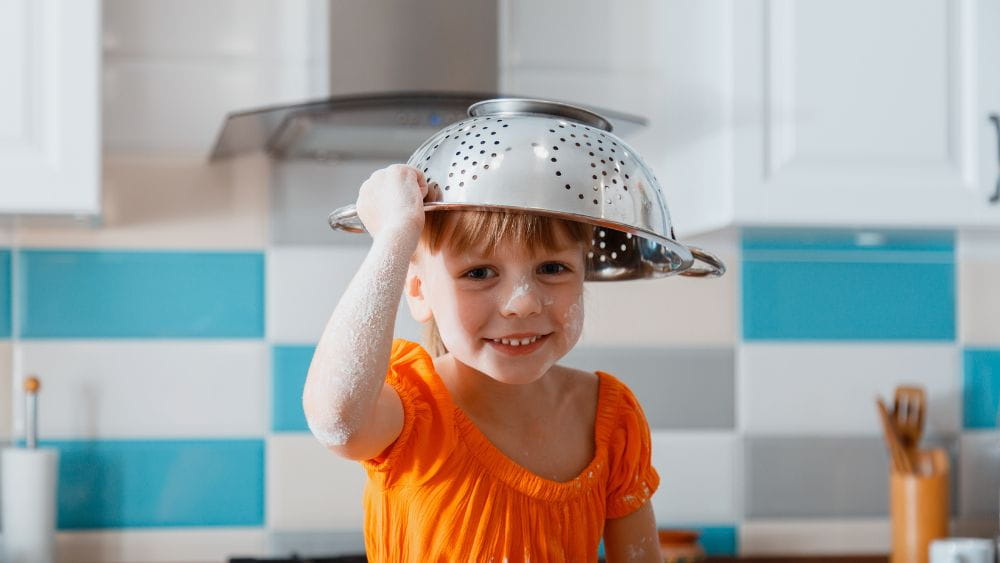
top-left (482, 333), bottom-right (552, 356)
top-left (486, 333), bottom-right (550, 346)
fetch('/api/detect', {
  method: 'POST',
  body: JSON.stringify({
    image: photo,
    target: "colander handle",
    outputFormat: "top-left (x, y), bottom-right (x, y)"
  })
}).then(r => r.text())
top-left (328, 203), bottom-right (367, 233)
top-left (680, 246), bottom-right (726, 278)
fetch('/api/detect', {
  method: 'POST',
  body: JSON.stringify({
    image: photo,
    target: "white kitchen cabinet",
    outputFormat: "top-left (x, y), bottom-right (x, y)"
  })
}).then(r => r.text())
top-left (500, 0), bottom-right (1000, 236)
top-left (0, 0), bottom-right (100, 215)
top-left (728, 0), bottom-right (1000, 231)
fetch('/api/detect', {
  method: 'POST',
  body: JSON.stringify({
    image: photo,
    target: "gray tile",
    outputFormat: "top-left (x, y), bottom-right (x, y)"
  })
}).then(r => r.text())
top-left (561, 346), bottom-right (735, 430)
top-left (958, 432), bottom-right (1000, 517)
top-left (268, 530), bottom-right (366, 557)
top-left (745, 436), bottom-right (959, 518)
top-left (271, 158), bottom-right (400, 246)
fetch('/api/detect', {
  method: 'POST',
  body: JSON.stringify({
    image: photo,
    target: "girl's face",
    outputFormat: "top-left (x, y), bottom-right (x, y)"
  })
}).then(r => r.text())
top-left (411, 230), bottom-right (586, 385)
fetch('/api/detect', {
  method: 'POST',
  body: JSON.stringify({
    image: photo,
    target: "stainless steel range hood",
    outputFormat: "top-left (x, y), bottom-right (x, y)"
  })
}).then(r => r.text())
top-left (210, 91), bottom-right (646, 161)
top-left (210, 91), bottom-right (489, 160)
top-left (208, 1), bottom-right (646, 162)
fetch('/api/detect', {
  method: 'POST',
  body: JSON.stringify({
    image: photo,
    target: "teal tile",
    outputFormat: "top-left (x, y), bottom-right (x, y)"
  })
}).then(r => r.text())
top-left (0, 249), bottom-right (10, 337)
top-left (742, 227), bottom-right (954, 252)
top-left (272, 345), bottom-right (315, 432)
top-left (963, 349), bottom-right (1000, 429)
top-left (601, 525), bottom-right (737, 557)
top-left (19, 249), bottom-right (264, 338)
top-left (741, 228), bottom-right (955, 340)
top-left (694, 526), bottom-right (737, 556)
top-left (52, 438), bottom-right (264, 529)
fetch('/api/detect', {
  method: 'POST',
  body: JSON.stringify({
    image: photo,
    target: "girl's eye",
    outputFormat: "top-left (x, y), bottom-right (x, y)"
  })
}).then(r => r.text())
top-left (464, 267), bottom-right (497, 280)
top-left (539, 262), bottom-right (569, 275)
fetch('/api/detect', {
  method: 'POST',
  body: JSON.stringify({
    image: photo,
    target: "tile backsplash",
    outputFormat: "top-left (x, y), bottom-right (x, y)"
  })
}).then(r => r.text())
top-left (0, 155), bottom-right (998, 562)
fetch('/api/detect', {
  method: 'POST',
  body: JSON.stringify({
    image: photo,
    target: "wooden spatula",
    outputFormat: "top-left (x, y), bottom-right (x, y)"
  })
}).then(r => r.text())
top-left (892, 385), bottom-right (926, 468)
top-left (876, 397), bottom-right (913, 474)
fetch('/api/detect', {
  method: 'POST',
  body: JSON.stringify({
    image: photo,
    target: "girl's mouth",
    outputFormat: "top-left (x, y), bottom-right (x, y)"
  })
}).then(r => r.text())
top-left (484, 333), bottom-right (550, 356)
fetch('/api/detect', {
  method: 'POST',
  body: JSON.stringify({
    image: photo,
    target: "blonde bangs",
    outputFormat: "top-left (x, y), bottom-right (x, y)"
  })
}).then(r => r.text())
top-left (420, 209), bottom-right (591, 258)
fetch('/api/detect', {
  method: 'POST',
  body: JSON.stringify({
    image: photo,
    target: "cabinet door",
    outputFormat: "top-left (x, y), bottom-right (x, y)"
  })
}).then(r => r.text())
top-left (0, 0), bottom-right (100, 215)
top-left (978, 0), bottom-right (1000, 217)
top-left (733, 0), bottom-right (1000, 227)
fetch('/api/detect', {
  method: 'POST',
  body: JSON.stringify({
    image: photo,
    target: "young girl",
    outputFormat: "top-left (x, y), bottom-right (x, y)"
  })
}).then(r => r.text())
top-left (303, 163), bottom-right (661, 562)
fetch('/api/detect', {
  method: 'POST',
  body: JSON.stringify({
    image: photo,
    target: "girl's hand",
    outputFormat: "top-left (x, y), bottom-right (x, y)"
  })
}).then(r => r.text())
top-left (356, 164), bottom-right (428, 239)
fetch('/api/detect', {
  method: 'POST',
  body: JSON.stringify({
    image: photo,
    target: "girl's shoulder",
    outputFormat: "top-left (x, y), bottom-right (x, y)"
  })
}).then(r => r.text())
top-left (551, 362), bottom-right (629, 398)
top-left (551, 363), bottom-right (644, 423)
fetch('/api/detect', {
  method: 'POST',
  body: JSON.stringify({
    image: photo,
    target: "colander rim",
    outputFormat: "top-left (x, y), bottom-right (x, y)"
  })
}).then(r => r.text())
top-left (467, 98), bottom-right (614, 132)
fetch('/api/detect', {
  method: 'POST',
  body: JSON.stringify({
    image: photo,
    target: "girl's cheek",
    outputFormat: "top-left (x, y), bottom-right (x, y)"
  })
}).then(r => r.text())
top-left (560, 294), bottom-right (585, 347)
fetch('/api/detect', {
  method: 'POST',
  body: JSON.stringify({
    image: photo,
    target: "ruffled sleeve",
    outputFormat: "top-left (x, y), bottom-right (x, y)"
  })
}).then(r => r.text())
top-left (603, 375), bottom-right (660, 518)
top-left (361, 339), bottom-right (456, 487)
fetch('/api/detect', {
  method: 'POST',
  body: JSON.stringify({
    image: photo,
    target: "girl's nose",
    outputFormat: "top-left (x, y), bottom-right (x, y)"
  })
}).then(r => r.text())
top-left (500, 278), bottom-right (543, 317)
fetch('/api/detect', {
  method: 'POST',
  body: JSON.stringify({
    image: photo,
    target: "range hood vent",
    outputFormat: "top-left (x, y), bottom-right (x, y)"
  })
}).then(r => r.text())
top-left (210, 91), bottom-right (647, 162)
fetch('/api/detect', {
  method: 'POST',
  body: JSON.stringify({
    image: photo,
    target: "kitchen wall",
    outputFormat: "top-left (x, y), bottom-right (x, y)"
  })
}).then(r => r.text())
top-left (5, 161), bottom-right (1000, 561)
top-left (1, 1), bottom-right (998, 562)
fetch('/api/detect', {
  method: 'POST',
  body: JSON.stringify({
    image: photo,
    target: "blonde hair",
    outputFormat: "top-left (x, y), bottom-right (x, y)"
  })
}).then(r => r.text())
top-left (416, 210), bottom-right (592, 357)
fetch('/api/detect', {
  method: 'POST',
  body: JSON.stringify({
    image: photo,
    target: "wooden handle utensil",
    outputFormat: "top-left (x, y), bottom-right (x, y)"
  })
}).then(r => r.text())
top-left (893, 385), bottom-right (926, 470)
top-left (877, 397), bottom-right (913, 474)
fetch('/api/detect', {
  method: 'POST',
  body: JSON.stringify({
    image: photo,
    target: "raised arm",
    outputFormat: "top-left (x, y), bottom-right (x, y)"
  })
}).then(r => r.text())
top-left (302, 164), bottom-right (427, 460)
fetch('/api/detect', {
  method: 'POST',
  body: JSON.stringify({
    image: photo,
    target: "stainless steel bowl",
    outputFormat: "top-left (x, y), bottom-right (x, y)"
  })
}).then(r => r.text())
top-left (329, 98), bottom-right (725, 280)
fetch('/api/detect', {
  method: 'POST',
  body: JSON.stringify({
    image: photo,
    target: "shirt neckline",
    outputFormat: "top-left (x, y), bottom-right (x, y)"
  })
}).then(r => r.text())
top-left (430, 363), bottom-right (622, 500)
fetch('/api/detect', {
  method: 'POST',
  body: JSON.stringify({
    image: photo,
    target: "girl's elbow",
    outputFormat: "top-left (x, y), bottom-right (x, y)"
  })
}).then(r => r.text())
top-left (304, 407), bottom-right (358, 449)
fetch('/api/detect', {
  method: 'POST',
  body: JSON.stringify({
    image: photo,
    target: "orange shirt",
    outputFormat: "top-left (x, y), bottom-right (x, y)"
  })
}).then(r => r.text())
top-left (361, 339), bottom-right (659, 562)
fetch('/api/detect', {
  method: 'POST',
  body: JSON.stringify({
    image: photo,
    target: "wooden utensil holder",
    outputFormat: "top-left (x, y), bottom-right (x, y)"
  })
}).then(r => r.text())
top-left (890, 448), bottom-right (950, 563)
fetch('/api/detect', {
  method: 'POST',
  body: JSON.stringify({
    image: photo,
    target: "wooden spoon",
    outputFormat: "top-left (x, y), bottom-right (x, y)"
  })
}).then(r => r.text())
top-left (876, 397), bottom-right (913, 474)
top-left (892, 385), bottom-right (926, 468)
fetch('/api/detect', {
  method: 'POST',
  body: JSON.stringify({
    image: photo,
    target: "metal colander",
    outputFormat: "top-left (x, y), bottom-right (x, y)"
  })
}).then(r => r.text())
top-left (329, 98), bottom-right (725, 280)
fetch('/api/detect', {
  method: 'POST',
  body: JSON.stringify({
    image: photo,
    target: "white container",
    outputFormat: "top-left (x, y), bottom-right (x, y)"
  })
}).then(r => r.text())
top-left (1, 448), bottom-right (59, 563)
top-left (929, 537), bottom-right (995, 563)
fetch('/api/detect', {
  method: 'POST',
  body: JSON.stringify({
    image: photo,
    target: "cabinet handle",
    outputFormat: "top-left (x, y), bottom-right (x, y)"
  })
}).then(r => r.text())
top-left (990, 114), bottom-right (1000, 204)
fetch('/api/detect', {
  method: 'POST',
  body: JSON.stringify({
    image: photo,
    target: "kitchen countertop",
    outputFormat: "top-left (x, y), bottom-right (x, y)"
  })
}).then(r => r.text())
top-left (704, 556), bottom-right (888, 562)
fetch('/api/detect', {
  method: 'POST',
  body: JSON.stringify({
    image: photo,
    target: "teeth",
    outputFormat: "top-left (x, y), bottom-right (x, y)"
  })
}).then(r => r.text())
top-left (493, 335), bottom-right (541, 346)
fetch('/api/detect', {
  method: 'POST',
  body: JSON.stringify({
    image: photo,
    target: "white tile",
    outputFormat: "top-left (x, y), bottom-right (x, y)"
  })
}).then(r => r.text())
top-left (739, 343), bottom-right (960, 436)
top-left (15, 341), bottom-right (267, 439)
top-left (271, 159), bottom-right (401, 246)
top-left (56, 528), bottom-right (266, 563)
top-left (0, 342), bottom-right (11, 442)
top-left (739, 518), bottom-right (890, 555)
top-left (958, 432), bottom-right (1000, 517)
top-left (267, 246), bottom-right (424, 344)
top-left (16, 155), bottom-right (269, 249)
top-left (958, 229), bottom-right (1000, 261)
top-left (650, 432), bottom-right (740, 523)
top-left (267, 434), bottom-right (368, 530)
top-left (102, 62), bottom-right (325, 154)
top-left (959, 260), bottom-right (1000, 345)
top-left (580, 247), bottom-right (738, 347)
top-left (103, 0), bottom-right (326, 61)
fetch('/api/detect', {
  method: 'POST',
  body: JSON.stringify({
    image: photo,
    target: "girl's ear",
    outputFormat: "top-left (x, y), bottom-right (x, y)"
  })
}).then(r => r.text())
top-left (404, 264), bottom-right (433, 323)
